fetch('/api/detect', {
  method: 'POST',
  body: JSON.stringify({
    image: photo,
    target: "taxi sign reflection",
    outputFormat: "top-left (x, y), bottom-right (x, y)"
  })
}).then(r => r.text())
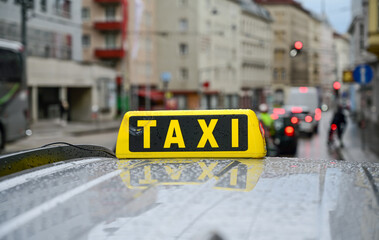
top-left (116, 110), bottom-right (266, 159)
top-left (118, 159), bottom-right (264, 192)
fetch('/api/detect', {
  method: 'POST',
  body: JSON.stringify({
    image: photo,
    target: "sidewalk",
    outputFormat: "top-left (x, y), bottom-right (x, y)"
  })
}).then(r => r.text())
top-left (339, 114), bottom-right (379, 163)
top-left (31, 118), bottom-right (122, 136)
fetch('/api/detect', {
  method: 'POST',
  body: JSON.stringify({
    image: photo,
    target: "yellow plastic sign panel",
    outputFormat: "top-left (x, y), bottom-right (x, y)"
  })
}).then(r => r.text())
top-left (116, 109), bottom-right (266, 159)
top-left (343, 70), bottom-right (354, 83)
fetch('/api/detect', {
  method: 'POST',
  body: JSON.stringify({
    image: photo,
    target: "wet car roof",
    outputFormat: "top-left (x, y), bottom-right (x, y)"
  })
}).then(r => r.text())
top-left (0, 157), bottom-right (378, 240)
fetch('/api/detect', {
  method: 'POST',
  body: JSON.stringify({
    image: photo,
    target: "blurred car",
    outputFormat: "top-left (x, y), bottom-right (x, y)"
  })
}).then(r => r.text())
top-left (283, 105), bottom-right (322, 137)
top-left (0, 146), bottom-right (378, 240)
top-left (285, 87), bottom-right (322, 137)
top-left (272, 112), bottom-right (298, 156)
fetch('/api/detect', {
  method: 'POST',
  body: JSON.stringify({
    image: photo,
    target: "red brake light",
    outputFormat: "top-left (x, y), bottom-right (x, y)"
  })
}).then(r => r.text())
top-left (305, 116), bottom-right (313, 123)
top-left (273, 108), bottom-right (286, 115)
top-left (315, 108), bottom-right (321, 115)
top-left (299, 87), bottom-right (308, 93)
top-left (315, 114), bottom-right (321, 121)
top-left (291, 107), bottom-right (303, 113)
top-left (271, 113), bottom-right (279, 120)
top-left (291, 116), bottom-right (299, 124)
top-left (331, 124), bottom-right (337, 131)
top-left (284, 126), bottom-right (295, 137)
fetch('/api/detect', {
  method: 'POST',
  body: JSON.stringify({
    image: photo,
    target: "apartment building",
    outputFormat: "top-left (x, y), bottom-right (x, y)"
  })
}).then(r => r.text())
top-left (255, 0), bottom-right (321, 106)
top-left (239, 0), bottom-right (273, 110)
top-left (0, 0), bottom-right (117, 122)
top-left (155, 0), bottom-right (241, 110)
top-left (82, 0), bottom-right (158, 111)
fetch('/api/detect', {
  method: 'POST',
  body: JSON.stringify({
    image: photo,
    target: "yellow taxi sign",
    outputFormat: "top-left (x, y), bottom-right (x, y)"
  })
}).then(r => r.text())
top-left (116, 109), bottom-right (266, 159)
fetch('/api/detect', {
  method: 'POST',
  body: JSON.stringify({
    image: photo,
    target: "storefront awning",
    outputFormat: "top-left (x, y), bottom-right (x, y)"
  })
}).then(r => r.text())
top-left (138, 89), bottom-right (164, 101)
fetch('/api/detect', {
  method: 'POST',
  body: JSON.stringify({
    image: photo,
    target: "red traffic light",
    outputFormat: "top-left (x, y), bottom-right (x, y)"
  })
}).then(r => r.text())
top-left (294, 41), bottom-right (303, 50)
top-left (333, 81), bottom-right (341, 90)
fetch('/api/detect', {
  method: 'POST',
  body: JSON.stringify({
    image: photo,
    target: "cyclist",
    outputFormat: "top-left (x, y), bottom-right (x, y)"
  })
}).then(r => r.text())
top-left (328, 106), bottom-right (347, 147)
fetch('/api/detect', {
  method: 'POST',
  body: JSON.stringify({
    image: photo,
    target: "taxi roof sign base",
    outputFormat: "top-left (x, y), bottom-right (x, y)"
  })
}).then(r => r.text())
top-left (116, 109), bottom-right (266, 159)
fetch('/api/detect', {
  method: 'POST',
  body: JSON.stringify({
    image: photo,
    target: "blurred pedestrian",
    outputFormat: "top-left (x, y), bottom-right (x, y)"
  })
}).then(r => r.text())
top-left (328, 105), bottom-right (347, 147)
top-left (60, 99), bottom-right (69, 126)
top-left (258, 103), bottom-right (274, 137)
top-left (258, 103), bottom-right (277, 156)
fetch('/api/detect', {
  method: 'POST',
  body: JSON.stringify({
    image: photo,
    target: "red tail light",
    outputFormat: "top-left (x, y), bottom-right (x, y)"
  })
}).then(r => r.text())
top-left (331, 124), bottom-right (337, 131)
top-left (270, 113), bottom-right (279, 120)
top-left (305, 116), bottom-right (313, 123)
top-left (299, 87), bottom-right (308, 93)
top-left (315, 108), bottom-right (321, 115)
top-left (315, 114), bottom-right (321, 121)
top-left (291, 116), bottom-right (299, 124)
top-left (273, 108), bottom-right (285, 115)
top-left (291, 107), bottom-right (303, 113)
top-left (284, 126), bottom-right (295, 137)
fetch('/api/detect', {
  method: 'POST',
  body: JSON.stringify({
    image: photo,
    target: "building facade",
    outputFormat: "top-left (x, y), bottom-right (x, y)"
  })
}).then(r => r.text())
top-left (239, 0), bottom-right (273, 110)
top-left (0, 0), bottom-right (117, 122)
top-left (82, 0), bottom-right (159, 111)
top-left (155, 0), bottom-right (242, 110)
top-left (255, 0), bottom-right (322, 106)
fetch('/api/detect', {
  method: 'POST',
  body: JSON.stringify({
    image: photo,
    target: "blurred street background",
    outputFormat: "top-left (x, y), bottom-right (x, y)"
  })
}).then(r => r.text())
top-left (1, 0), bottom-right (379, 162)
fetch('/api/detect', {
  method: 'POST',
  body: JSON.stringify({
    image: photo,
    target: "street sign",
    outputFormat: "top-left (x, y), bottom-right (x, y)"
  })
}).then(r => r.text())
top-left (343, 70), bottom-right (354, 83)
top-left (160, 72), bottom-right (172, 83)
top-left (353, 64), bottom-right (374, 84)
top-left (116, 110), bottom-right (266, 159)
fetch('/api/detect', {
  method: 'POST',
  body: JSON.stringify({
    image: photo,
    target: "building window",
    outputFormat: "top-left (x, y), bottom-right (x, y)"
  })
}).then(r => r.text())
top-left (105, 33), bottom-right (117, 49)
top-left (273, 68), bottom-right (278, 81)
top-left (145, 12), bottom-right (152, 27)
top-left (281, 68), bottom-right (286, 81)
top-left (146, 63), bottom-right (152, 77)
top-left (177, 95), bottom-right (187, 110)
top-left (206, 20), bottom-right (211, 33)
top-left (105, 5), bottom-right (116, 21)
top-left (178, 0), bottom-right (188, 7)
top-left (145, 37), bottom-right (152, 52)
top-left (274, 49), bottom-right (285, 61)
top-left (82, 34), bottom-right (90, 48)
top-left (179, 18), bottom-right (188, 32)
top-left (179, 68), bottom-right (188, 80)
top-left (81, 7), bottom-right (90, 20)
top-left (54, 0), bottom-right (71, 18)
top-left (179, 43), bottom-right (188, 55)
top-left (40, 0), bottom-right (47, 12)
top-left (274, 30), bottom-right (285, 42)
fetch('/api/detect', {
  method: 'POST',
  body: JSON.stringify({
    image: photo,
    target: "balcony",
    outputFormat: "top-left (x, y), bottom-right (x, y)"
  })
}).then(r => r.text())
top-left (94, 48), bottom-right (124, 59)
top-left (94, 0), bottom-right (121, 4)
top-left (94, 20), bottom-right (122, 31)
